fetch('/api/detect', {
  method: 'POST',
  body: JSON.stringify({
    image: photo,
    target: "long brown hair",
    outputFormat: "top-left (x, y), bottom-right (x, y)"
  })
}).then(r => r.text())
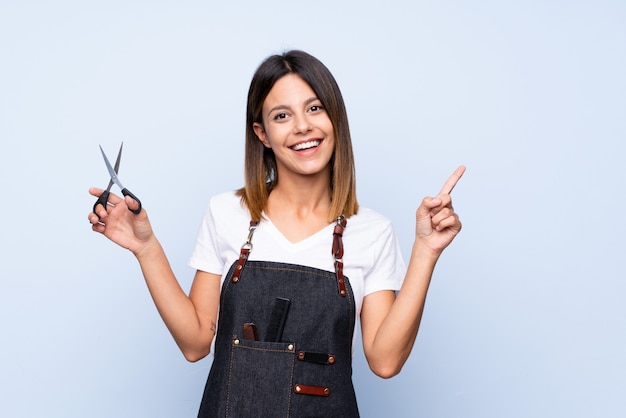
top-left (237, 50), bottom-right (358, 222)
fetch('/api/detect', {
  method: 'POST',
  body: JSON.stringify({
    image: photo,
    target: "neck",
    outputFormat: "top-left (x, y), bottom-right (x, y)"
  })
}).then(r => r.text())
top-left (267, 171), bottom-right (332, 222)
top-left (265, 175), bottom-right (333, 243)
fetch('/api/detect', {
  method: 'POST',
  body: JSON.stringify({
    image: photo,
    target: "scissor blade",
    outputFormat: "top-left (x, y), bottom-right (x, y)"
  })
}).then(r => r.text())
top-left (100, 145), bottom-right (126, 190)
top-left (113, 142), bottom-right (123, 174)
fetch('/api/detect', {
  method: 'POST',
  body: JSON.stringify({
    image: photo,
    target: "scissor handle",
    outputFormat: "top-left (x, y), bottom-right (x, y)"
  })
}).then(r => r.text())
top-left (122, 188), bottom-right (142, 215)
top-left (92, 190), bottom-right (111, 217)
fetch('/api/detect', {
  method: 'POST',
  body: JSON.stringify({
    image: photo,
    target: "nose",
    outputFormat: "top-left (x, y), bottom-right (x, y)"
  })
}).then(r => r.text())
top-left (293, 114), bottom-right (312, 134)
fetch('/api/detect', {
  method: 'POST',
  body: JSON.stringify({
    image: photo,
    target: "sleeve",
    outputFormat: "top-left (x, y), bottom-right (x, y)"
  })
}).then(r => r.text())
top-left (188, 199), bottom-right (225, 275)
top-left (362, 222), bottom-right (406, 296)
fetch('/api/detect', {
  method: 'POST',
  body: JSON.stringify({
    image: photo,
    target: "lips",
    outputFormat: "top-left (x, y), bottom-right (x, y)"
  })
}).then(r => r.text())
top-left (290, 139), bottom-right (321, 151)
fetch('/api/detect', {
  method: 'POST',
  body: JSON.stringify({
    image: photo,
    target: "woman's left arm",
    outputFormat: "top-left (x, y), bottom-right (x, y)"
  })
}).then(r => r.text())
top-left (360, 166), bottom-right (466, 378)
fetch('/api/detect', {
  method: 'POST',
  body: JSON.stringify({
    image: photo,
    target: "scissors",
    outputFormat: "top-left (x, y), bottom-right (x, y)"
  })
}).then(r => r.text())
top-left (93, 142), bottom-right (142, 216)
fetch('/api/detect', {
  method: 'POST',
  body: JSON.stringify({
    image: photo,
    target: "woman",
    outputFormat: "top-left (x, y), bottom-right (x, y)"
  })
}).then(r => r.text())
top-left (88, 50), bottom-right (464, 417)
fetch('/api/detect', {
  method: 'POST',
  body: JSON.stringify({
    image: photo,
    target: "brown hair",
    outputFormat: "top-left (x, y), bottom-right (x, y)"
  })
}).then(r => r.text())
top-left (237, 50), bottom-right (358, 222)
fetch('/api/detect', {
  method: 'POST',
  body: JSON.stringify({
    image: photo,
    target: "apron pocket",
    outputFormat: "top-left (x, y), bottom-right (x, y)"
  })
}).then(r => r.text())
top-left (226, 336), bottom-right (296, 417)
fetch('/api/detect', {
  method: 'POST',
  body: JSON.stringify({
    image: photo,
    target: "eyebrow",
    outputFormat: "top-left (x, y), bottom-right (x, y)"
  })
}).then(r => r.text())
top-left (266, 97), bottom-right (320, 117)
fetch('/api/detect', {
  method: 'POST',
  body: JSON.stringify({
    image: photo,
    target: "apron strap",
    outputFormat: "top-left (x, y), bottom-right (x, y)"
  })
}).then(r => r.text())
top-left (332, 215), bottom-right (347, 297)
top-left (231, 220), bottom-right (258, 283)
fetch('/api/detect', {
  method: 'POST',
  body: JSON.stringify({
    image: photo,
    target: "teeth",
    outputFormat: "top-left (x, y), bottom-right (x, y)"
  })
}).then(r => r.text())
top-left (292, 140), bottom-right (320, 151)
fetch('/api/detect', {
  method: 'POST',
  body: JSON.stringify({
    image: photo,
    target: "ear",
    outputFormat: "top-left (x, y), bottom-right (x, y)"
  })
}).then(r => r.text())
top-left (253, 122), bottom-right (271, 148)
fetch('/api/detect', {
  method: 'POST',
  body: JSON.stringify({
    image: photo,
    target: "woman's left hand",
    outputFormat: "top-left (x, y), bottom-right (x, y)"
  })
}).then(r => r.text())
top-left (414, 165), bottom-right (465, 255)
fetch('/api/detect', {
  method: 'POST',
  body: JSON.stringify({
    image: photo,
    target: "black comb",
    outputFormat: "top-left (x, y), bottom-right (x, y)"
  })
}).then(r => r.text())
top-left (265, 297), bottom-right (291, 342)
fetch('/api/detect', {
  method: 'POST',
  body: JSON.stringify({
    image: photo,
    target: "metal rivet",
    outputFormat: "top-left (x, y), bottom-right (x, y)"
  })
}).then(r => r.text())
top-left (295, 385), bottom-right (301, 393)
top-left (328, 355), bottom-right (336, 364)
top-left (340, 290), bottom-right (346, 296)
top-left (287, 344), bottom-right (294, 351)
top-left (324, 388), bottom-right (330, 395)
top-left (298, 352), bottom-right (305, 360)
top-left (233, 338), bottom-right (240, 345)
top-left (232, 276), bottom-right (239, 283)
top-left (236, 264), bottom-right (242, 270)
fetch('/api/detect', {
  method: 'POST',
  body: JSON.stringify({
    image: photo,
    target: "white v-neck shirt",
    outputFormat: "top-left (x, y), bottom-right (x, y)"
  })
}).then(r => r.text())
top-left (188, 191), bottom-right (406, 333)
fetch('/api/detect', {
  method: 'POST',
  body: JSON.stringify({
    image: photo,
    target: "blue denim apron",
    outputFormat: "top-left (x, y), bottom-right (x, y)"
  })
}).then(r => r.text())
top-left (198, 217), bottom-right (360, 417)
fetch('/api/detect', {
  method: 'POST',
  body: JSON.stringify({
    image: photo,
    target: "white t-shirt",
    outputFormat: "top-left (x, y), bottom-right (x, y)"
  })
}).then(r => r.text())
top-left (188, 191), bottom-right (406, 344)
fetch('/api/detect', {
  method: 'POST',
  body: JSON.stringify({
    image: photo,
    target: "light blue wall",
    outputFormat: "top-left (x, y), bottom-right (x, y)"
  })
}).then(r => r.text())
top-left (1, 1), bottom-right (625, 417)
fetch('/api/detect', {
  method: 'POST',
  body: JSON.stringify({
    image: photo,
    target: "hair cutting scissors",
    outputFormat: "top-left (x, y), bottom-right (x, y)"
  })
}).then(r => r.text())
top-left (93, 142), bottom-right (142, 216)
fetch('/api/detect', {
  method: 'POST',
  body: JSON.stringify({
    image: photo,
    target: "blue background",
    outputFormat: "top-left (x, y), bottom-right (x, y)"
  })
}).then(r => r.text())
top-left (1, 1), bottom-right (625, 417)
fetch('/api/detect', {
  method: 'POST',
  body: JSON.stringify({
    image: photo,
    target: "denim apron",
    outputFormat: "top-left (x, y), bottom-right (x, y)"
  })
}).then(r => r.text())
top-left (198, 217), bottom-right (360, 417)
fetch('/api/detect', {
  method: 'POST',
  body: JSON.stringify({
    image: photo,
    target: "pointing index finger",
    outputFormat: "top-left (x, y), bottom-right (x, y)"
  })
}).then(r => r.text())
top-left (438, 165), bottom-right (466, 196)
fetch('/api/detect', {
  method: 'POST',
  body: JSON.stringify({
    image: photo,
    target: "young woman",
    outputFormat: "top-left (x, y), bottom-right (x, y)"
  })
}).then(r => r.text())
top-left (88, 50), bottom-right (464, 417)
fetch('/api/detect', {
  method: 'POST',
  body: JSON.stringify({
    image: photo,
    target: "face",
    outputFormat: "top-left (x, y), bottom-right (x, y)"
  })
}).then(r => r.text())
top-left (253, 74), bottom-right (335, 182)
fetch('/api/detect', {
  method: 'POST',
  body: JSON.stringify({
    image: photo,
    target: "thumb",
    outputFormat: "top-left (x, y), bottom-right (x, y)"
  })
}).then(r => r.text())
top-left (125, 195), bottom-right (142, 213)
top-left (416, 196), bottom-right (441, 219)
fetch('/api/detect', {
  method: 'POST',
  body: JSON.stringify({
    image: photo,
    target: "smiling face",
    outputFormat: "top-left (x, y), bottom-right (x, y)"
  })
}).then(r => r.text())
top-left (253, 74), bottom-right (335, 183)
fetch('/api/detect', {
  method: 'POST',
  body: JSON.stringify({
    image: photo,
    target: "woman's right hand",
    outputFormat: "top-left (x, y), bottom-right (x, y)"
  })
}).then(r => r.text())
top-left (88, 187), bottom-right (155, 256)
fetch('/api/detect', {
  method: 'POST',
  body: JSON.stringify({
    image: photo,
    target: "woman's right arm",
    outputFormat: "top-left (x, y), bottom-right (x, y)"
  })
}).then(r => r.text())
top-left (88, 187), bottom-right (220, 362)
top-left (135, 239), bottom-right (220, 362)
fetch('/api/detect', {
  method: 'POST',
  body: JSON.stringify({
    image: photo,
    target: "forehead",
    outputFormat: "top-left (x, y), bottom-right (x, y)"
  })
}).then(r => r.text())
top-left (263, 74), bottom-right (317, 108)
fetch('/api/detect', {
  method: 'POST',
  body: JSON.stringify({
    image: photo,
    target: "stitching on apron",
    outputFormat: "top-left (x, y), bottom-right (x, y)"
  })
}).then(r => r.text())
top-left (286, 345), bottom-right (295, 417)
top-left (245, 265), bottom-right (341, 278)
top-left (225, 335), bottom-right (235, 417)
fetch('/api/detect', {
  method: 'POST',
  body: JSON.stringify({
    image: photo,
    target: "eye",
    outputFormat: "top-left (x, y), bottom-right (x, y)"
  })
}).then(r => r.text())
top-left (273, 112), bottom-right (288, 120)
top-left (309, 104), bottom-right (324, 113)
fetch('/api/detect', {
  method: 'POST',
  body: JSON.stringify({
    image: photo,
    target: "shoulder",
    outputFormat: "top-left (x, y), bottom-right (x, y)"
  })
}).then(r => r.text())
top-left (345, 207), bottom-right (394, 236)
top-left (201, 190), bottom-right (251, 232)
top-left (208, 190), bottom-right (243, 209)
top-left (343, 207), bottom-right (398, 256)
top-left (206, 191), bottom-right (248, 217)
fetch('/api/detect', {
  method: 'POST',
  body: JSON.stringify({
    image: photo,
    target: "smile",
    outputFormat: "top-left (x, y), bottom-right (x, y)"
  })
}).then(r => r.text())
top-left (291, 140), bottom-right (321, 151)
